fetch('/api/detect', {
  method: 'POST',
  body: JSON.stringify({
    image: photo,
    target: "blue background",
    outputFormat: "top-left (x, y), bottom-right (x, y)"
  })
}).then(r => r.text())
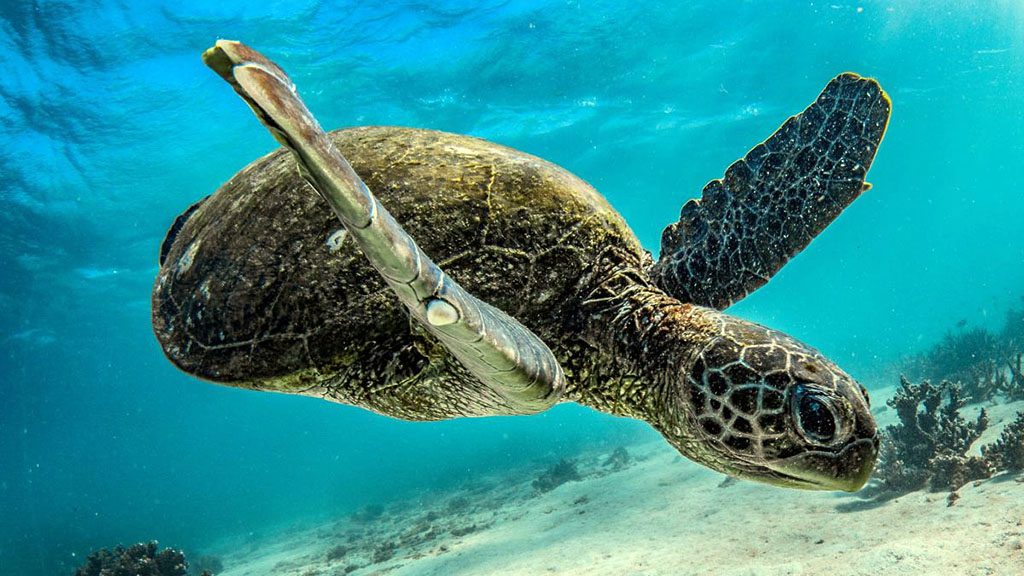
top-left (2, 1), bottom-right (1023, 573)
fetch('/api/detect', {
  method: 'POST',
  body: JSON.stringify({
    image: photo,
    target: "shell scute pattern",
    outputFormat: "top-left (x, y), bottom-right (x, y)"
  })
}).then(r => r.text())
top-left (154, 126), bottom-right (646, 414)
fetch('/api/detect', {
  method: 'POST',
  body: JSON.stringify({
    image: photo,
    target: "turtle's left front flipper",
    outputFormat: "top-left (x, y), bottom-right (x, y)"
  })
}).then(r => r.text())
top-left (650, 73), bottom-right (891, 309)
top-left (202, 40), bottom-right (564, 415)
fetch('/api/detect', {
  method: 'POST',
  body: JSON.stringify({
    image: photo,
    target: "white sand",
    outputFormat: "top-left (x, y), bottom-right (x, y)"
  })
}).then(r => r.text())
top-left (215, 395), bottom-right (1024, 576)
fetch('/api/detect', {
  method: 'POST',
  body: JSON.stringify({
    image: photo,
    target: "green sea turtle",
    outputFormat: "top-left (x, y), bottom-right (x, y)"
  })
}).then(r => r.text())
top-left (153, 41), bottom-right (890, 491)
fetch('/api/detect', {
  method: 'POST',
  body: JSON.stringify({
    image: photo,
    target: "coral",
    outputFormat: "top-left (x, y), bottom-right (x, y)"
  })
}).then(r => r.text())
top-left (874, 377), bottom-right (992, 494)
top-left (1003, 353), bottom-right (1024, 401)
top-left (445, 496), bottom-right (470, 513)
top-left (924, 328), bottom-right (998, 379)
top-left (325, 545), bottom-right (348, 562)
top-left (531, 458), bottom-right (581, 493)
top-left (907, 328), bottom-right (1004, 403)
top-left (350, 503), bottom-right (384, 523)
top-left (1001, 302), bottom-right (1024, 350)
top-left (397, 518), bottom-right (441, 549)
top-left (602, 446), bottom-right (632, 471)
top-left (960, 359), bottom-right (1006, 404)
top-left (190, 555), bottom-right (223, 575)
top-left (371, 541), bottom-right (396, 563)
top-left (74, 542), bottom-right (211, 576)
top-left (449, 524), bottom-right (478, 537)
top-left (904, 302), bottom-right (1024, 403)
top-left (982, 411), bottom-right (1024, 473)
top-left (994, 303), bottom-right (1024, 400)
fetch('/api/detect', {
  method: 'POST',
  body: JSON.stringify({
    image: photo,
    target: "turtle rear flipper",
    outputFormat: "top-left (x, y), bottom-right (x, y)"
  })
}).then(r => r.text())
top-left (651, 73), bottom-right (891, 309)
top-left (158, 195), bottom-right (209, 266)
top-left (202, 40), bottom-right (564, 415)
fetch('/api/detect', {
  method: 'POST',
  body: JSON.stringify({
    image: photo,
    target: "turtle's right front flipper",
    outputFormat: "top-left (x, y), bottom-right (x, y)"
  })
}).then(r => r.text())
top-left (202, 40), bottom-right (564, 415)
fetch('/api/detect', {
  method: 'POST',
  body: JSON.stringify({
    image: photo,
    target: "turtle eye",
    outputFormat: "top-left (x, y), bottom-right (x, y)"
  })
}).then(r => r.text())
top-left (792, 385), bottom-right (840, 445)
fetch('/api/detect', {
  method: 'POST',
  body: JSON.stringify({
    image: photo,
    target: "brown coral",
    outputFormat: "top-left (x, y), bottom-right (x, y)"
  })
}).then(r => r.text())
top-left (73, 542), bottom-right (212, 576)
top-left (982, 411), bottom-right (1024, 473)
top-left (874, 377), bottom-right (991, 494)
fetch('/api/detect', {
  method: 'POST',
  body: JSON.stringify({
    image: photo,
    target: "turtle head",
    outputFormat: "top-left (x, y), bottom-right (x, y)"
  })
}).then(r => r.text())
top-left (662, 316), bottom-right (878, 492)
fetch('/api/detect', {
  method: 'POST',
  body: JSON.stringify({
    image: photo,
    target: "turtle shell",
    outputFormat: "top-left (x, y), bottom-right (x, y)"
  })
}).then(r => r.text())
top-left (152, 126), bottom-right (644, 396)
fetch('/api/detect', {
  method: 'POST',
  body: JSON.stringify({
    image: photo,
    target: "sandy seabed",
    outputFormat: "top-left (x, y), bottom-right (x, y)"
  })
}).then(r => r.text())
top-left (214, 392), bottom-right (1024, 576)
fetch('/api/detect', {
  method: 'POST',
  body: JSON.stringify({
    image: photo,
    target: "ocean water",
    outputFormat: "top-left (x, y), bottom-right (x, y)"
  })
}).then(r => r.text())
top-left (2, 2), bottom-right (1024, 575)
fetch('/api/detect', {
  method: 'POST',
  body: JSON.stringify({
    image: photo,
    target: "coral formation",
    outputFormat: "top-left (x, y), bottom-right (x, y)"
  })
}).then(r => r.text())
top-left (350, 503), bottom-right (384, 523)
top-left (190, 555), bottom-right (223, 575)
top-left (531, 458), bottom-right (581, 493)
top-left (449, 524), bottom-right (479, 537)
top-left (869, 300), bottom-right (1024, 499)
top-left (1001, 302), bottom-right (1024, 350)
top-left (74, 542), bottom-right (212, 576)
top-left (602, 446), bottom-right (632, 471)
top-left (874, 377), bottom-right (991, 494)
top-left (904, 307), bottom-right (1024, 403)
top-left (907, 328), bottom-right (1000, 402)
top-left (372, 541), bottom-right (396, 563)
top-left (915, 328), bottom-right (996, 379)
top-left (982, 411), bottom-right (1024, 473)
top-left (445, 496), bottom-right (470, 513)
top-left (1004, 353), bottom-right (1024, 401)
top-left (325, 545), bottom-right (347, 562)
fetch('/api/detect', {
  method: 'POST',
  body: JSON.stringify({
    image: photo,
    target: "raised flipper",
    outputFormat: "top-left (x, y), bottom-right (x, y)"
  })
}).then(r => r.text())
top-left (650, 73), bottom-right (891, 309)
top-left (202, 40), bottom-right (564, 414)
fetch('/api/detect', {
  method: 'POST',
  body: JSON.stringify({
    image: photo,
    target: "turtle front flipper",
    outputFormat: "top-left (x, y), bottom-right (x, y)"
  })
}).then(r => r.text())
top-left (650, 73), bottom-right (891, 309)
top-left (202, 40), bottom-right (565, 415)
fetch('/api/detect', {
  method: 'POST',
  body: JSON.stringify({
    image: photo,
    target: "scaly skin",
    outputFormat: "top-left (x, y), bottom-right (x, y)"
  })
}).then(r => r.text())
top-left (578, 251), bottom-right (877, 489)
top-left (651, 73), bottom-right (891, 310)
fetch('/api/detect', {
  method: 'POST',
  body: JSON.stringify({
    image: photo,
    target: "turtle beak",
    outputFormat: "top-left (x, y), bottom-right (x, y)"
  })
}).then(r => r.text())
top-left (765, 436), bottom-right (879, 492)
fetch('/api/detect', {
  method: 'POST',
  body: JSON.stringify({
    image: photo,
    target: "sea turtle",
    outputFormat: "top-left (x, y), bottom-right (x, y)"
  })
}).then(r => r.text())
top-left (153, 41), bottom-right (890, 491)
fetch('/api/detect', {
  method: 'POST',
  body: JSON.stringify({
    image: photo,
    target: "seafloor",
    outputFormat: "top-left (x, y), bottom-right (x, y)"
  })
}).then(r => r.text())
top-left (206, 388), bottom-right (1024, 576)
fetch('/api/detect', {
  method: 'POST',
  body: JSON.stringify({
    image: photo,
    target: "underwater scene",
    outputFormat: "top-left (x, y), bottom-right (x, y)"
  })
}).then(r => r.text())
top-left (3, 1), bottom-right (1024, 575)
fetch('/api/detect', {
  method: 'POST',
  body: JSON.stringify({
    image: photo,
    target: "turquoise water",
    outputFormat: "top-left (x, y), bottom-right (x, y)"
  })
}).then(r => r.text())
top-left (2, 1), bottom-right (1023, 574)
